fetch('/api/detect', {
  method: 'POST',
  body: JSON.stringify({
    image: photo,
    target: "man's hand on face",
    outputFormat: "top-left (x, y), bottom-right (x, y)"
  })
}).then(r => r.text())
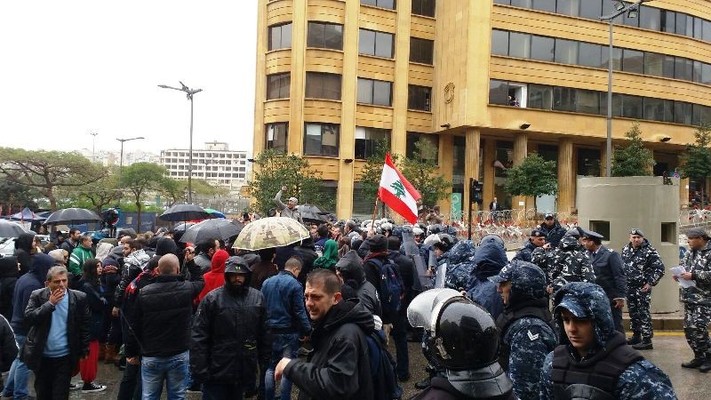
top-left (49, 288), bottom-right (65, 305)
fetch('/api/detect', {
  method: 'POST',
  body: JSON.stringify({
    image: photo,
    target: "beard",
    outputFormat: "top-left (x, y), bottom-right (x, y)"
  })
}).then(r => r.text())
top-left (225, 278), bottom-right (248, 295)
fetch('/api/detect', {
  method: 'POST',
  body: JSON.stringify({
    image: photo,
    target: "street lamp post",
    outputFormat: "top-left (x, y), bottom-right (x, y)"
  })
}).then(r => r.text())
top-left (89, 132), bottom-right (98, 162)
top-left (600, 0), bottom-right (651, 177)
top-left (116, 136), bottom-right (145, 174)
top-left (158, 81), bottom-right (202, 203)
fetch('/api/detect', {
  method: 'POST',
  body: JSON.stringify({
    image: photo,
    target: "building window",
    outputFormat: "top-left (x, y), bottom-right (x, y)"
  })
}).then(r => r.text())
top-left (412, 0), bottom-right (435, 17)
top-left (359, 29), bottom-right (394, 58)
top-left (357, 78), bottom-right (392, 106)
top-left (489, 80), bottom-right (510, 106)
top-left (406, 133), bottom-right (438, 162)
top-left (530, 35), bottom-right (554, 62)
top-left (410, 37), bottom-right (434, 64)
top-left (265, 122), bottom-right (288, 152)
top-left (355, 127), bottom-right (390, 159)
top-left (408, 85), bottom-right (431, 111)
top-left (266, 73), bottom-right (290, 100)
top-left (622, 49), bottom-right (644, 74)
top-left (268, 23), bottom-right (292, 51)
top-left (305, 72), bottom-right (342, 100)
top-left (554, 39), bottom-right (578, 64)
top-left (361, 0), bottom-right (396, 10)
top-left (491, 30), bottom-right (509, 56)
top-left (307, 22), bottom-right (343, 50)
top-left (304, 123), bottom-right (339, 157)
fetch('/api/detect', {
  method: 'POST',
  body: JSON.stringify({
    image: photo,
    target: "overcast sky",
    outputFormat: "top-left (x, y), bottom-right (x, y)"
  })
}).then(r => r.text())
top-left (0, 1), bottom-right (258, 155)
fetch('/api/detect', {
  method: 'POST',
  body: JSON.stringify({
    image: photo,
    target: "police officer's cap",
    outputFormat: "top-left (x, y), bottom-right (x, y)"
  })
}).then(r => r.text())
top-left (687, 228), bottom-right (710, 240)
top-left (530, 229), bottom-right (546, 238)
top-left (488, 263), bottom-right (514, 284)
top-left (578, 227), bottom-right (604, 240)
top-left (544, 213), bottom-right (555, 220)
top-left (554, 292), bottom-right (589, 319)
top-left (565, 228), bottom-right (580, 238)
top-left (629, 228), bottom-right (644, 237)
top-left (224, 256), bottom-right (250, 274)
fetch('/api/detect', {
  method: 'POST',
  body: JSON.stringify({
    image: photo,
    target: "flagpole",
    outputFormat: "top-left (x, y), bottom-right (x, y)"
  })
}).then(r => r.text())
top-left (370, 197), bottom-right (379, 235)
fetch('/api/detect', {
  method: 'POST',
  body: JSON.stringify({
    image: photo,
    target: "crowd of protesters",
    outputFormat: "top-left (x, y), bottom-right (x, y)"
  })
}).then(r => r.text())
top-left (0, 195), bottom-right (689, 399)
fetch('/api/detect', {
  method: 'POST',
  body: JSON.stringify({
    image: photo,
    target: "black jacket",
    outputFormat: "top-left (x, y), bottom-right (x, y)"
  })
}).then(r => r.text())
top-left (190, 286), bottom-right (269, 384)
top-left (284, 299), bottom-right (374, 400)
top-left (389, 250), bottom-right (417, 315)
top-left (0, 256), bottom-right (19, 321)
top-left (78, 279), bottom-right (107, 340)
top-left (589, 246), bottom-right (627, 302)
top-left (125, 262), bottom-right (203, 358)
top-left (0, 314), bottom-right (17, 372)
top-left (20, 288), bottom-right (90, 371)
top-left (410, 377), bottom-right (516, 400)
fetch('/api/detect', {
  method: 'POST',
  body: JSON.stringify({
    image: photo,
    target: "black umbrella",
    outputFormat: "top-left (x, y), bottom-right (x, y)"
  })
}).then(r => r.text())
top-left (0, 219), bottom-right (33, 237)
top-left (159, 204), bottom-right (210, 222)
top-left (44, 208), bottom-right (102, 225)
top-left (297, 204), bottom-right (330, 224)
top-left (179, 219), bottom-right (244, 244)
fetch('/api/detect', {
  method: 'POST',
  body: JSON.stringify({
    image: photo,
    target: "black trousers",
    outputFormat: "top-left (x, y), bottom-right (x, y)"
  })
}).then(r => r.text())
top-left (35, 355), bottom-right (72, 400)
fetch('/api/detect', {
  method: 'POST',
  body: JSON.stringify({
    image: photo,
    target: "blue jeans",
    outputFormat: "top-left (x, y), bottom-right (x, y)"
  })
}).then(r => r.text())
top-left (264, 333), bottom-right (299, 400)
top-left (2, 334), bottom-right (29, 400)
top-left (141, 351), bottom-right (189, 400)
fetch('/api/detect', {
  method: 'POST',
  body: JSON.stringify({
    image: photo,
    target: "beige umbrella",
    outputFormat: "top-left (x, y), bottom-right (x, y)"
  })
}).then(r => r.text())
top-left (231, 217), bottom-right (309, 251)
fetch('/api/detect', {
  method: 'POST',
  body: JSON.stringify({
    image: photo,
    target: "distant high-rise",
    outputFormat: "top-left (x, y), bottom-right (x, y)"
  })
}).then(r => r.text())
top-left (160, 142), bottom-right (249, 188)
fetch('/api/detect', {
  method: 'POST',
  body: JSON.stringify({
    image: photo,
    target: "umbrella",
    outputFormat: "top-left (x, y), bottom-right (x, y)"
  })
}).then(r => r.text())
top-left (297, 204), bottom-right (329, 224)
top-left (180, 219), bottom-right (244, 244)
top-left (0, 219), bottom-right (33, 237)
top-left (8, 207), bottom-right (46, 222)
top-left (44, 208), bottom-right (102, 225)
top-left (204, 208), bottom-right (226, 219)
top-left (159, 204), bottom-right (210, 222)
top-left (232, 217), bottom-right (310, 251)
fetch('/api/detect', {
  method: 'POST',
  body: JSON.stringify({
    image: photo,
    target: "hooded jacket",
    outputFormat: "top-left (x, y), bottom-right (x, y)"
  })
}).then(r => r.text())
top-left (14, 233), bottom-right (35, 276)
top-left (313, 239), bottom-right (339, 270)
top-left (539, 282), bottom-right (676, 399)
top-left (621, 238), bottom-right (665, 288)
top-left (540, 235), bottom-right (596, 292)
top-left (114, 248), bottom-right (151, 307)
top-left (11, 253), bottom-right (55, 335)
top-left (197, 249), bottom-right (229, 303)
top-left (284, 299), bottom-right (375, 400)
top-left (336, 250), bottom-right (381, 317)
top-left (467, 236), bottom-right (506, 320)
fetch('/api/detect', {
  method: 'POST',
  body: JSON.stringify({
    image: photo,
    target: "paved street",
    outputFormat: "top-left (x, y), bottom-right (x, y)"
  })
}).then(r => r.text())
top-left (26, 332), bottom-right (705, 399)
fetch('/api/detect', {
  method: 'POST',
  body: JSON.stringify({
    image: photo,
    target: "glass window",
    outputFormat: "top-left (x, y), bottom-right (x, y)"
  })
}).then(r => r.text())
top-left (410, 37), bottom-right (434, 64)
top-left (266, 73), bottom-right (290, 99)
top-left (554, 39), bottom-right (578, 65)
top-left (304, 123), bottom-right (339, 156)
top-left (704, 20), bottom-right (711, 42)
top-left (533, 0), bottom-right (555, 12)
top-left (268, 23), bottom-right (292, 51)
top-left (556, 0), bottom-right (579, 16)
top-left (580, 0), bottom-right (602, 20)
top-left (305, 72), bottom-right (342, 100)
top-left (675, 58), bottom-right (693, 81)
top-left (359, 29), bottom-right (394, 58)
top-left (577, 148), bottom-right (601, 177)
top-left (489, 80), bottom-right (509, 105)
top-left (693, 61), bottom-right (704, 83)
top-left (527, 84), bottom-right (553, 109)
top-left (355, 127), bottom-right (390, 159)
top-left (510, 0), bottom-right (532, 7)
top-left (491, 30), bottom-right (509, 56)
top-left (493, 0), bottom-right (510, 4)
top-left (661, 10), bottom-right (675, 33)
top-left (674, 102), bottom-right (692, 124)
top-left (553, 87), bottom-right (576, 112)
top-left (676, 13), bottom-right (693, 37)
top-left (509, 32), bottom-right (530, 58)
top-left (622, 49), bottom-right (644, 74)
top-left (663, 55), bottom-right (675, 78)
top-left (531, 35), bottom-right (554, 62)
top-left (576, 90), bottom-right (600, 114)
top-left (578, 42), bottom-right (602, 68)
top-left (693, 105), bottom-right (711, 126)
top-left (694, 17), bottom-right (703, 40)
top-left (412, 0), bottom-right (435, 17)
top-left (357, 78), bottom-right (392, 106)
top-left (307, 22), bottom-right (343, 50)
top-left (621, 10), bottom-right (639, 28)
top-left (702, 62), bottom-right (711, 85)
top-left (644, 52), bottom-right (664, 77)
top-left (600, 46), bottom-right (622, 71)
top-left (643, 98), bottom-right (664, 122)
top-left (406, 133), bottom-right (438, 162)
top-left (639, 6), bottom-right (660, 31)
top-left (361, 0), bottom-right (396, 10)
top-left (265, 122), bottom-right (288, 152)
top-left (408, 85), bottom-right (432, 111)
top-left (600, 93), bottom-right (622, 117)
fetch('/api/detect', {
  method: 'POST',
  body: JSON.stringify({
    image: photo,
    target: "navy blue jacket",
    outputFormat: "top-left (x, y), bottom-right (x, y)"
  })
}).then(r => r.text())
top-left (589, 246), bottom-right (627, 302)
top-left (260, 270), bottom-right (311, 336)
top-left (11, 254), bottom-right (54, 335)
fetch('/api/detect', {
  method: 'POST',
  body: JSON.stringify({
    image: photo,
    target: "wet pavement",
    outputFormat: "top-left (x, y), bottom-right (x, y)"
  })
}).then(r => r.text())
top-left (13, 332), bottom-right (710, 399)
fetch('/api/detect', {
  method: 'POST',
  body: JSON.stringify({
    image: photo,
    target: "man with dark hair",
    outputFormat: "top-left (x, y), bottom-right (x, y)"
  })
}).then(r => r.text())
top-left (59, 229), bottom-right (81, 255)
top-left (193, 238), bottom-right (220, 274)
top-left (539, 214), bottom-right (566, 248)
top-left (21, 266), bottom-right (90, 400)
top-left (275, 269), bottom-right (374, 400)
top-left (251, 248), bottom-right (278, 290)
top-left (68, 234), bottom-right (94, 278)
top-left (513, 229), bottom-right (547, 263)
top-left (335, 250), bottom-right (381, 317)
top-left (112, 239), bottom-right (150, 318)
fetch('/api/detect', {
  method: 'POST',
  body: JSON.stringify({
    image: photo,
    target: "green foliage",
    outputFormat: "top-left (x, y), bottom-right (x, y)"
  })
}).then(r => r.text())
top-left (0, 147), bottom-right (107, 210)
top-left (71, 173), bottom-right (122, 213)
top-left (400, 140), bottom-right (449, 208)
top-left (160, 178), bottom-right (229, 207)
top-left (611, 123), bottom-right (655, 177)
top-left (120, 163), bottom-right (171, 231)
top-left (0, 177), bottom-right (40, 213)
top-left (248, 149), bottom-right (332, 215)
top-left (680, 124), bottom-right (711, 208)
top-left (504, 153), bottom-right (557, 211)
top-left (359, 139), bottom-right (393, 200)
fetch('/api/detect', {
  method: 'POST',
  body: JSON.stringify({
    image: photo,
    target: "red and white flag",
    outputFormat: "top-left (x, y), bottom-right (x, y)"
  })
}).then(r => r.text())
top-left (378, 153), bottom-right (421, 224)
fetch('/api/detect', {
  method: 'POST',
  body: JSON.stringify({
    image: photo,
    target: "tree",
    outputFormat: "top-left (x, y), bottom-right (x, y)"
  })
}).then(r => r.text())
top-left (0, 177), bottom-right (40, 215)
top-left (0, 148), bottom-right (107, 210)
top-left (120, 162), bottom-right (170, 232)
top-left (504, 153), bottom-right (557, 214)
top-left (71, 172), bottom-right (122, 214)
top-left (161, 178), bottom-right (230, 207)
top-left (611, 122), bottom-right (655, 177)
top-left (400, 140), bottom-right (450, 209)
top-left (248, 149), bottom-right (331, 216)
top-left (680, 124), bottom-right (711, 209)
top-left (359, 139), bottom-right (394, 200)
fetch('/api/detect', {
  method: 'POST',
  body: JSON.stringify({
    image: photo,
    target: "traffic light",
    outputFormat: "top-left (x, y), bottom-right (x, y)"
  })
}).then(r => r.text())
top-left (470, 178), bottom-right (483, 205)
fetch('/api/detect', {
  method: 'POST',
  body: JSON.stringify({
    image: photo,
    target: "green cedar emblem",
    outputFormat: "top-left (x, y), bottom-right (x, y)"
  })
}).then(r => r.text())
top-left (390, 180), bottom-right (406, 198)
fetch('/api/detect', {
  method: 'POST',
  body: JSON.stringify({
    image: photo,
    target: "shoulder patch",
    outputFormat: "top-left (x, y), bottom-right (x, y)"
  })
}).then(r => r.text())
top-left (527, 329), bottom-right (540, 341)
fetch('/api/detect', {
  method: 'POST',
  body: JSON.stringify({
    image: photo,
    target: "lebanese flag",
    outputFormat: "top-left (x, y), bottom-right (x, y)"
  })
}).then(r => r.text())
top-left (378, 153), bottom-right (421, 224)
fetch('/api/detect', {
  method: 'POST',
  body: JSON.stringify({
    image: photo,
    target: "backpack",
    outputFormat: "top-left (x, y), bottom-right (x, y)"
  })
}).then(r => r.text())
top-left (366, 329), bottom-right (403, 400)
top-left (369, 257), bottom-right (404, 314)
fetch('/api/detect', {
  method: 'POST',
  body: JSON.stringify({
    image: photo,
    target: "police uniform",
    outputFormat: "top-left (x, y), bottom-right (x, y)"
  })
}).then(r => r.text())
top-left (679, 228), bottom-right (711, 372)
top-left (535, 232), bottom-right (596, 293)
top-left (513, 229), bottom-right (545, 263)
top-left (539, 282), bottom-right (676, 400)
top-left (621, 229), bottom-right (665, 348)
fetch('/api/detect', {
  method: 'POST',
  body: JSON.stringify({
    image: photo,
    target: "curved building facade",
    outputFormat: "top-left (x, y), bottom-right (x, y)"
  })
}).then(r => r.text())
top-left (253, 0), bottom-right (711, 219)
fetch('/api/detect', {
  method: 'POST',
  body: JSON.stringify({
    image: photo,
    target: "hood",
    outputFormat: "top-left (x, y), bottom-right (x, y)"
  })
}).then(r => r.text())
top-left (507, 260), bottom-right (548, 306)
top-left (558, 234), bottom-right (582, 250)
top-left (447, 240), bottom-right (476, 264)
top-left (334, 250), bottom-right (365, 283)
top-left (30, 253), bottom-right (55, 282)
top-left (210, 249), bottom-right (230, 273)
top-left (95, 242), bottom-right (114, 261)
top-left (321, 298), bottom-right (374, 333)
top-left (155, 237), bottom-right (178, 256)
top-left (15, 233), bottom-right (35, 252)
top-left (553, 282), bottom-right (615, 350)
top-left (473, 235), bottom-right (507, 278)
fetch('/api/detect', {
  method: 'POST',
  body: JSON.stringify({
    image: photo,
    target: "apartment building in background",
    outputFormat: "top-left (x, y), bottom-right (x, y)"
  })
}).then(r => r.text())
top-left (160, 141), bottom-right (249, 190)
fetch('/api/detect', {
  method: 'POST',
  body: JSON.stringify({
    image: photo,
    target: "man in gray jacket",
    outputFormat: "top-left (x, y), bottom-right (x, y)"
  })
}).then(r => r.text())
top-left (274, 186), bottom-right (303, 224)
